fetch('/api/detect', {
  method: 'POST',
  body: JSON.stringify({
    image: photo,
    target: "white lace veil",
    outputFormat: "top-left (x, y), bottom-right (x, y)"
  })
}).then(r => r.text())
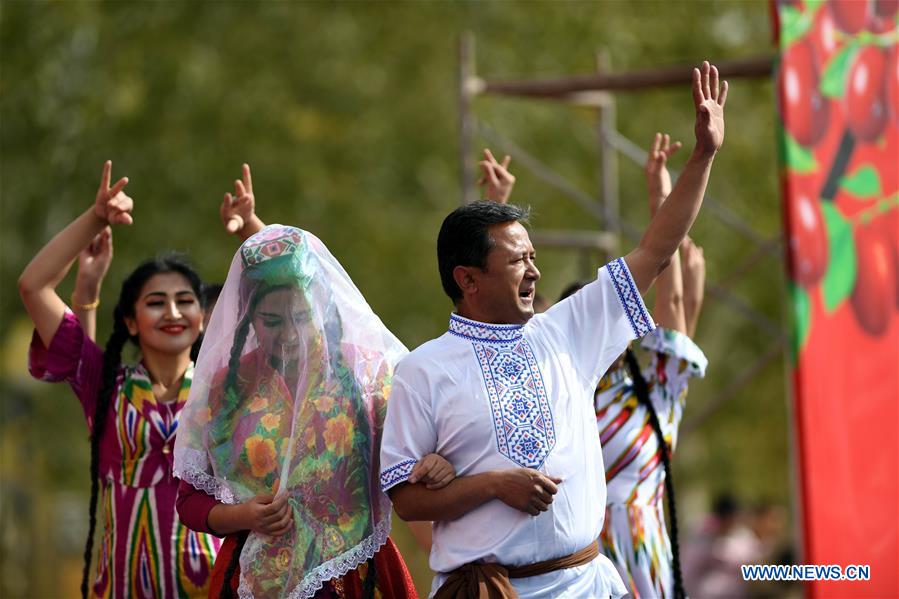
top-left (174, 225), bottom-right (407, 598)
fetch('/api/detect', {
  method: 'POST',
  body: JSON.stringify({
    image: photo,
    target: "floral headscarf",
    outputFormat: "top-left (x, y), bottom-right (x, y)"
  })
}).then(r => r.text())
top-left (174, 225), bottom-right (407, 598)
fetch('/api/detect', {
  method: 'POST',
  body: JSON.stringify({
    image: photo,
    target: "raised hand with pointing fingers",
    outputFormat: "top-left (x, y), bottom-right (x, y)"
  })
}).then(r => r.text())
top-left (220, 163), bottom-right (265, 241)
top-left (94, 160), bottom-right (133, 225)
top-left (645, 132), bottom-right (683, 216)
top-left (478, 148), bottom-right (516, 204)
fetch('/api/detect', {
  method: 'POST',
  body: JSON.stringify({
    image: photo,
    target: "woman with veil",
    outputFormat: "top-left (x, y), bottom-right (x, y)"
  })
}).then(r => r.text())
top-left (174, 224), bottom-right (452, 598)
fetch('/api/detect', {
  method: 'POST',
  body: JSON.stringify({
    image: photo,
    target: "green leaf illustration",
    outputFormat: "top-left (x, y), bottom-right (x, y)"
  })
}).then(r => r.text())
top-left (784, 130), bottom-right (818, 172)
top-left (804, 0), bottom-right (825, 11)
top-left (780, 5), bottom-right (814, 47)
top-left (840, 165), bottom-right (882, 198)
top-left (820, 203), bottom-right (857, 312)
top-left (820, 43), bottom-right (858, 99)
top-left (789, 282), bottom-right (812, 362)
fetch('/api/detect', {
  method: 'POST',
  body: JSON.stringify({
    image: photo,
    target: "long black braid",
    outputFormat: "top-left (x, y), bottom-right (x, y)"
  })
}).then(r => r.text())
top-left (214, 287), bottom-right (269, 599)
top-left (623, 348), bottom-right (686, 599)
top-left (361, 555), bottom-right (377, 598)
top-left (214, 310), bottom-right (251, 599)
top-left (209, 309), bottom-right (254, 451)
top-left (80, 255), bottom-right (204, 599)
top-left (80, 311), bottom-right (128, 598)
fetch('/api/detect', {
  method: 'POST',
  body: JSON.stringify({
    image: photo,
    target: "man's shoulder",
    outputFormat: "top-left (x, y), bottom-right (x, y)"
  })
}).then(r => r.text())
top-left (397, 333), bottom-right (455, 371)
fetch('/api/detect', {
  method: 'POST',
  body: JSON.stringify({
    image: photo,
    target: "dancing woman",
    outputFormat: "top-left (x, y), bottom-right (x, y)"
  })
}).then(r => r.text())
top-left (18, 161), bottom-right (220, 598)
top-left (594, 134), bottom-right (709, 599)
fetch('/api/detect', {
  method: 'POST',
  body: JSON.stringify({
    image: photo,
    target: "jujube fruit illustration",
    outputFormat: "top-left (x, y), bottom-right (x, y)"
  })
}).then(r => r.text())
top-left (846, 46), bottom-right (889, 141)
top-left (831, 0), bottom-right (873, 34)
top-left (788, 191), bottom-right (829, 286)
top-left (851, 225), bottom-right (897, 334)
top-left (887, 45), bottom-right (899, 124)
top-left (869, 0), bottom-right (898, 31)
top-left (874, 0), bottom-right (899, 19)
top-left (810, 5), bottom-right (841, 69)
top-left (780, 41), bottom-right (831, 146)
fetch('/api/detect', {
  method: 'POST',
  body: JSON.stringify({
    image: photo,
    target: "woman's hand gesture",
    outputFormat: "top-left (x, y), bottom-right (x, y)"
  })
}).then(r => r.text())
top-left (645, 133), bottom-right (682, 215)
top-left (692, 61), bottom-right (728, 158)
top-left (478, 149), bottom-right (516, 204)
top-left (93, 161), bottom-right (133, 225)
top-left (220, 163), bottom-right (256, 235)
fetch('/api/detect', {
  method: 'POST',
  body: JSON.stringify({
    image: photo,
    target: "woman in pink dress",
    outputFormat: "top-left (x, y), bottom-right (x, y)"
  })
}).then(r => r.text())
top-left (19, 161), bottom-right (220, 598)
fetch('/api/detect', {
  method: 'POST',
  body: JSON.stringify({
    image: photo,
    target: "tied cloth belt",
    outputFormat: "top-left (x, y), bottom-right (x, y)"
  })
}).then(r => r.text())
top-left (432, 540), bottom-right (599, 599)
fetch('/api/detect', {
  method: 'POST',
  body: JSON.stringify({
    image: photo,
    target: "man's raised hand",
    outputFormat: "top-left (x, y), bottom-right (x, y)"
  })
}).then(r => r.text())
top-left (478, 148), bottom-right (516, 204)
top-left (692, 61), bottom-right (727, 158)
top-left (220, 163), bottom-right (256, 235)
top-left (94, 161), bottom-right (133, 225)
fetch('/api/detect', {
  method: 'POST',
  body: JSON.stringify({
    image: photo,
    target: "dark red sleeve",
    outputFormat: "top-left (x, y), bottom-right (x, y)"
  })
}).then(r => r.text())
top-left (177, 479), bottom-right (223, 536)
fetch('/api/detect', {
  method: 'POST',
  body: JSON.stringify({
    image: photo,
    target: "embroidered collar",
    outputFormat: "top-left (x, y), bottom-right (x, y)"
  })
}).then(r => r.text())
top-left (448, 313), bottom-right (524, 343)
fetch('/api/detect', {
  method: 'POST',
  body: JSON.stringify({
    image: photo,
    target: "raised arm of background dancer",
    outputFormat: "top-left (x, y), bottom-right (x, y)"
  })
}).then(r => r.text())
top-left (19, 161), bottom-right (133, 347)
top-left (624, 61), bottom-right (727, 294)
top-left (680, 237), bottom-right (706, 338)
top-left (220, 163), bottom-right (265, 241)
top-left (646, 133), bottom-right (687, 334)
top-left (72, 228), bottom-right (113, 341)
top-left (478, 148), bottom-right (515, 204)
top-left (390, 467), bottom-right (561, 522)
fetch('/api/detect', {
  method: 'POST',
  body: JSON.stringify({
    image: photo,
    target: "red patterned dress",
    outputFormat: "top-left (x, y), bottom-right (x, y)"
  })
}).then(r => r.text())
top-left (29, 311), bottom-right (220, 598)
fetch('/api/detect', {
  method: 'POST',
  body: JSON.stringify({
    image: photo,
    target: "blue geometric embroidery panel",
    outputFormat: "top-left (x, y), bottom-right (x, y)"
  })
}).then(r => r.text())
top-left (607, 257), bottom-right (654, 339)
top-left (379, 459), bottom-right (416, 492)
top-left (473, 338), bottom-right (556, 468)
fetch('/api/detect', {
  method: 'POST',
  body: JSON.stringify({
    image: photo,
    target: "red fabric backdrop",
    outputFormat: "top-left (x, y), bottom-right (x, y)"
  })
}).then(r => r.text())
top-left (774, 0), bottom-right (898, 596)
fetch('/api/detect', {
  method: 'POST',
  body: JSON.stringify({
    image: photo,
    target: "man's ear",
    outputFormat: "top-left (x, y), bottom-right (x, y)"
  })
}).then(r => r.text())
top-left (124, 316), bottom-right (138, 337)
top-left (453, 265), bottom-right (478, 298)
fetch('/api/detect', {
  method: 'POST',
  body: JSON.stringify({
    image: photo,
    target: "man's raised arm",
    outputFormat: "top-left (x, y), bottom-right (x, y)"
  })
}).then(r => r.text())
top-left (625, 61), bottom-right (727, 294)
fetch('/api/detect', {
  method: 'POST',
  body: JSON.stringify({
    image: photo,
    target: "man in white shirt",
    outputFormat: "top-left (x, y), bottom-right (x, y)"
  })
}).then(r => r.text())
top-left (380, 61), bottom-right (727, 598)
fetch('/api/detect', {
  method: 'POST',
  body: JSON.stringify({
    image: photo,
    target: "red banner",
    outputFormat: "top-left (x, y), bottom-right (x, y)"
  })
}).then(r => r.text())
top-left (775, 0), bottom-right (899, 596)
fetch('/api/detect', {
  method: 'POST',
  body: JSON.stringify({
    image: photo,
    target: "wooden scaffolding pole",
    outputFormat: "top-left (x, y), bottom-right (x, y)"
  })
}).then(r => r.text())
top-left (481, 55), bottom-right (773, 99)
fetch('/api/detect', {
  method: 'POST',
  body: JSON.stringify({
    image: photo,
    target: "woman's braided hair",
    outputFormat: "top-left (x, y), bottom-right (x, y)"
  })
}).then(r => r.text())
top-left (623, 348), bottom-right (686, 599)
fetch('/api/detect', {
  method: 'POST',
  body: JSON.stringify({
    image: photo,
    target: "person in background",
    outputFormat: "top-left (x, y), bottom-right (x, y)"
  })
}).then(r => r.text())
top-left (592, 133), bottom-right (708, 599)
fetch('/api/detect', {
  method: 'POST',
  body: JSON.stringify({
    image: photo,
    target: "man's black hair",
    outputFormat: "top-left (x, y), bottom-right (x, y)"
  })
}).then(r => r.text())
top-left (437, 201), bottom-right (530, 303)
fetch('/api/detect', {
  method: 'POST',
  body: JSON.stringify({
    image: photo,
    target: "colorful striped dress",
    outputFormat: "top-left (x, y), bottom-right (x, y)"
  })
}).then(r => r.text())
top-left (29, 311), bottom-right (220, 598)
top-left (595, 327), bottom-right (707, 599)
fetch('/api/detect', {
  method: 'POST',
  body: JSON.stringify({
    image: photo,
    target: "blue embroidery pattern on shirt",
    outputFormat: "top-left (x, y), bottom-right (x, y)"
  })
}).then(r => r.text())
top-left (472, 337), bottom-right (556, 469)
top-left (448, 314), bottom-right (523, 343)
top-left (379, 459), bottom-right (416, 492)
top-left (607, 257), bottom-right (654, 338)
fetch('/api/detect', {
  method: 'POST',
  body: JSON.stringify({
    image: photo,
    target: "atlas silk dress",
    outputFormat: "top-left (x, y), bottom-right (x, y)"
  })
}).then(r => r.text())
top-left (595, 327), bottom-right (707, 599)
top-left (29, 310), bottom-right (219, 598)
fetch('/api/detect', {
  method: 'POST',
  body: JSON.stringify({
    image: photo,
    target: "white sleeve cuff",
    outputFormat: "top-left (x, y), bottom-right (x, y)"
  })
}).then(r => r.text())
top-left (641, 327), bottom-right (708, 377)
top-left (379, 459), bottom-right (417, 492)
